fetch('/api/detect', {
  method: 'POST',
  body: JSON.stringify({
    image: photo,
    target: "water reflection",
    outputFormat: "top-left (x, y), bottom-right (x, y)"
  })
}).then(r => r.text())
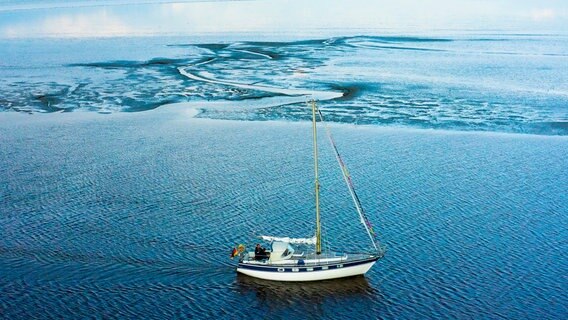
top-left (235, 274), bottom-right (381, 317)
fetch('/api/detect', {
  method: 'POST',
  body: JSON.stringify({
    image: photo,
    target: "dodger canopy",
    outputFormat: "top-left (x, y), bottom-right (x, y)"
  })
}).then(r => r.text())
top-left (268, 240), bottom-right (295, 262)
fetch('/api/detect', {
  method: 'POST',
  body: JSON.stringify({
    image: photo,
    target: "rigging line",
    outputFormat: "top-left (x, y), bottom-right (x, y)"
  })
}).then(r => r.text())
top-left (314, 104), bottom-right (381, 253)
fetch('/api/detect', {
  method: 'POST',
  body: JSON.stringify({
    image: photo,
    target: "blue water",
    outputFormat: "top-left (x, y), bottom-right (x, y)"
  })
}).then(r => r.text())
top-left (1, 33), bottom-right (567, 319)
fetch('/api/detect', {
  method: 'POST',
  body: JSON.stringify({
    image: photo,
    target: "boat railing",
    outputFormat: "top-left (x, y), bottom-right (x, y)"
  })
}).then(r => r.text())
top-left (240, 252), bottom-right (379, 266)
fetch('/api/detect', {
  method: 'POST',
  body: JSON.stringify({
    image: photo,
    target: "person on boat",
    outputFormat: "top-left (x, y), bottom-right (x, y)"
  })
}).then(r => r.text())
top-left (254, 244), bottom-right (268, 260)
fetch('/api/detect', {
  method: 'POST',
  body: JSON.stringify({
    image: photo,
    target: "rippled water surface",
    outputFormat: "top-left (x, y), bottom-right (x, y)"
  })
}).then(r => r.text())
top-left (1, 107), bottom-right (567, 319)
top-left (1, 33), bottom-right (567, 319)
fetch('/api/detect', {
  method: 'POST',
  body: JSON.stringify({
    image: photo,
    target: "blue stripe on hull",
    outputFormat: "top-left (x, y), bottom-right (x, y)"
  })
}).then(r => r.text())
top-left (237, 256), bottom-right (379, 273)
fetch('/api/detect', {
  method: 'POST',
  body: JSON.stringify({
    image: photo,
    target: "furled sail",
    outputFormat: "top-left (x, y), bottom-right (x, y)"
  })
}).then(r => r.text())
top-left (316, 106), bottom-right (382, 253)
top-left (260, 235), bottom-right (317, 245)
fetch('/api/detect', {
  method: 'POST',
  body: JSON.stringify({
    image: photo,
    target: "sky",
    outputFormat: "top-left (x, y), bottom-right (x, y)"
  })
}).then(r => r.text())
top-left (0, 0), bottom-right (566, 38)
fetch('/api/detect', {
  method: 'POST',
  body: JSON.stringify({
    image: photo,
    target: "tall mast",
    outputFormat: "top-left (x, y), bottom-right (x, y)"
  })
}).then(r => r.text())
top-left (311, 100), bottom-right (322, 255)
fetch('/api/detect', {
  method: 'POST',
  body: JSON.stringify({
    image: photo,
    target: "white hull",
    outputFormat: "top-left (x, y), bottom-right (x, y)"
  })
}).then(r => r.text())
top-left (237, 258), bottom-right (377, 282)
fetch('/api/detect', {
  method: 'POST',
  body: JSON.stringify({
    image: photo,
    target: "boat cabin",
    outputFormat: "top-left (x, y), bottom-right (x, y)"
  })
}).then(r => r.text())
top-left (268, 241), bottom-right (295, 262)
top-left (248, 240), bottom-right (296, 262)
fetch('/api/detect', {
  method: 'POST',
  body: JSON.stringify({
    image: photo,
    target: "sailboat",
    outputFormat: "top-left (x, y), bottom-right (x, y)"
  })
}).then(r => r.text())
top-left (235, 100), bottom-right (385, 281)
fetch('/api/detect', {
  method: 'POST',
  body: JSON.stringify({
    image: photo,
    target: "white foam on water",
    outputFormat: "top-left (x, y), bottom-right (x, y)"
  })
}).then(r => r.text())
top-left (177, 66), bottom-right (343, 101)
